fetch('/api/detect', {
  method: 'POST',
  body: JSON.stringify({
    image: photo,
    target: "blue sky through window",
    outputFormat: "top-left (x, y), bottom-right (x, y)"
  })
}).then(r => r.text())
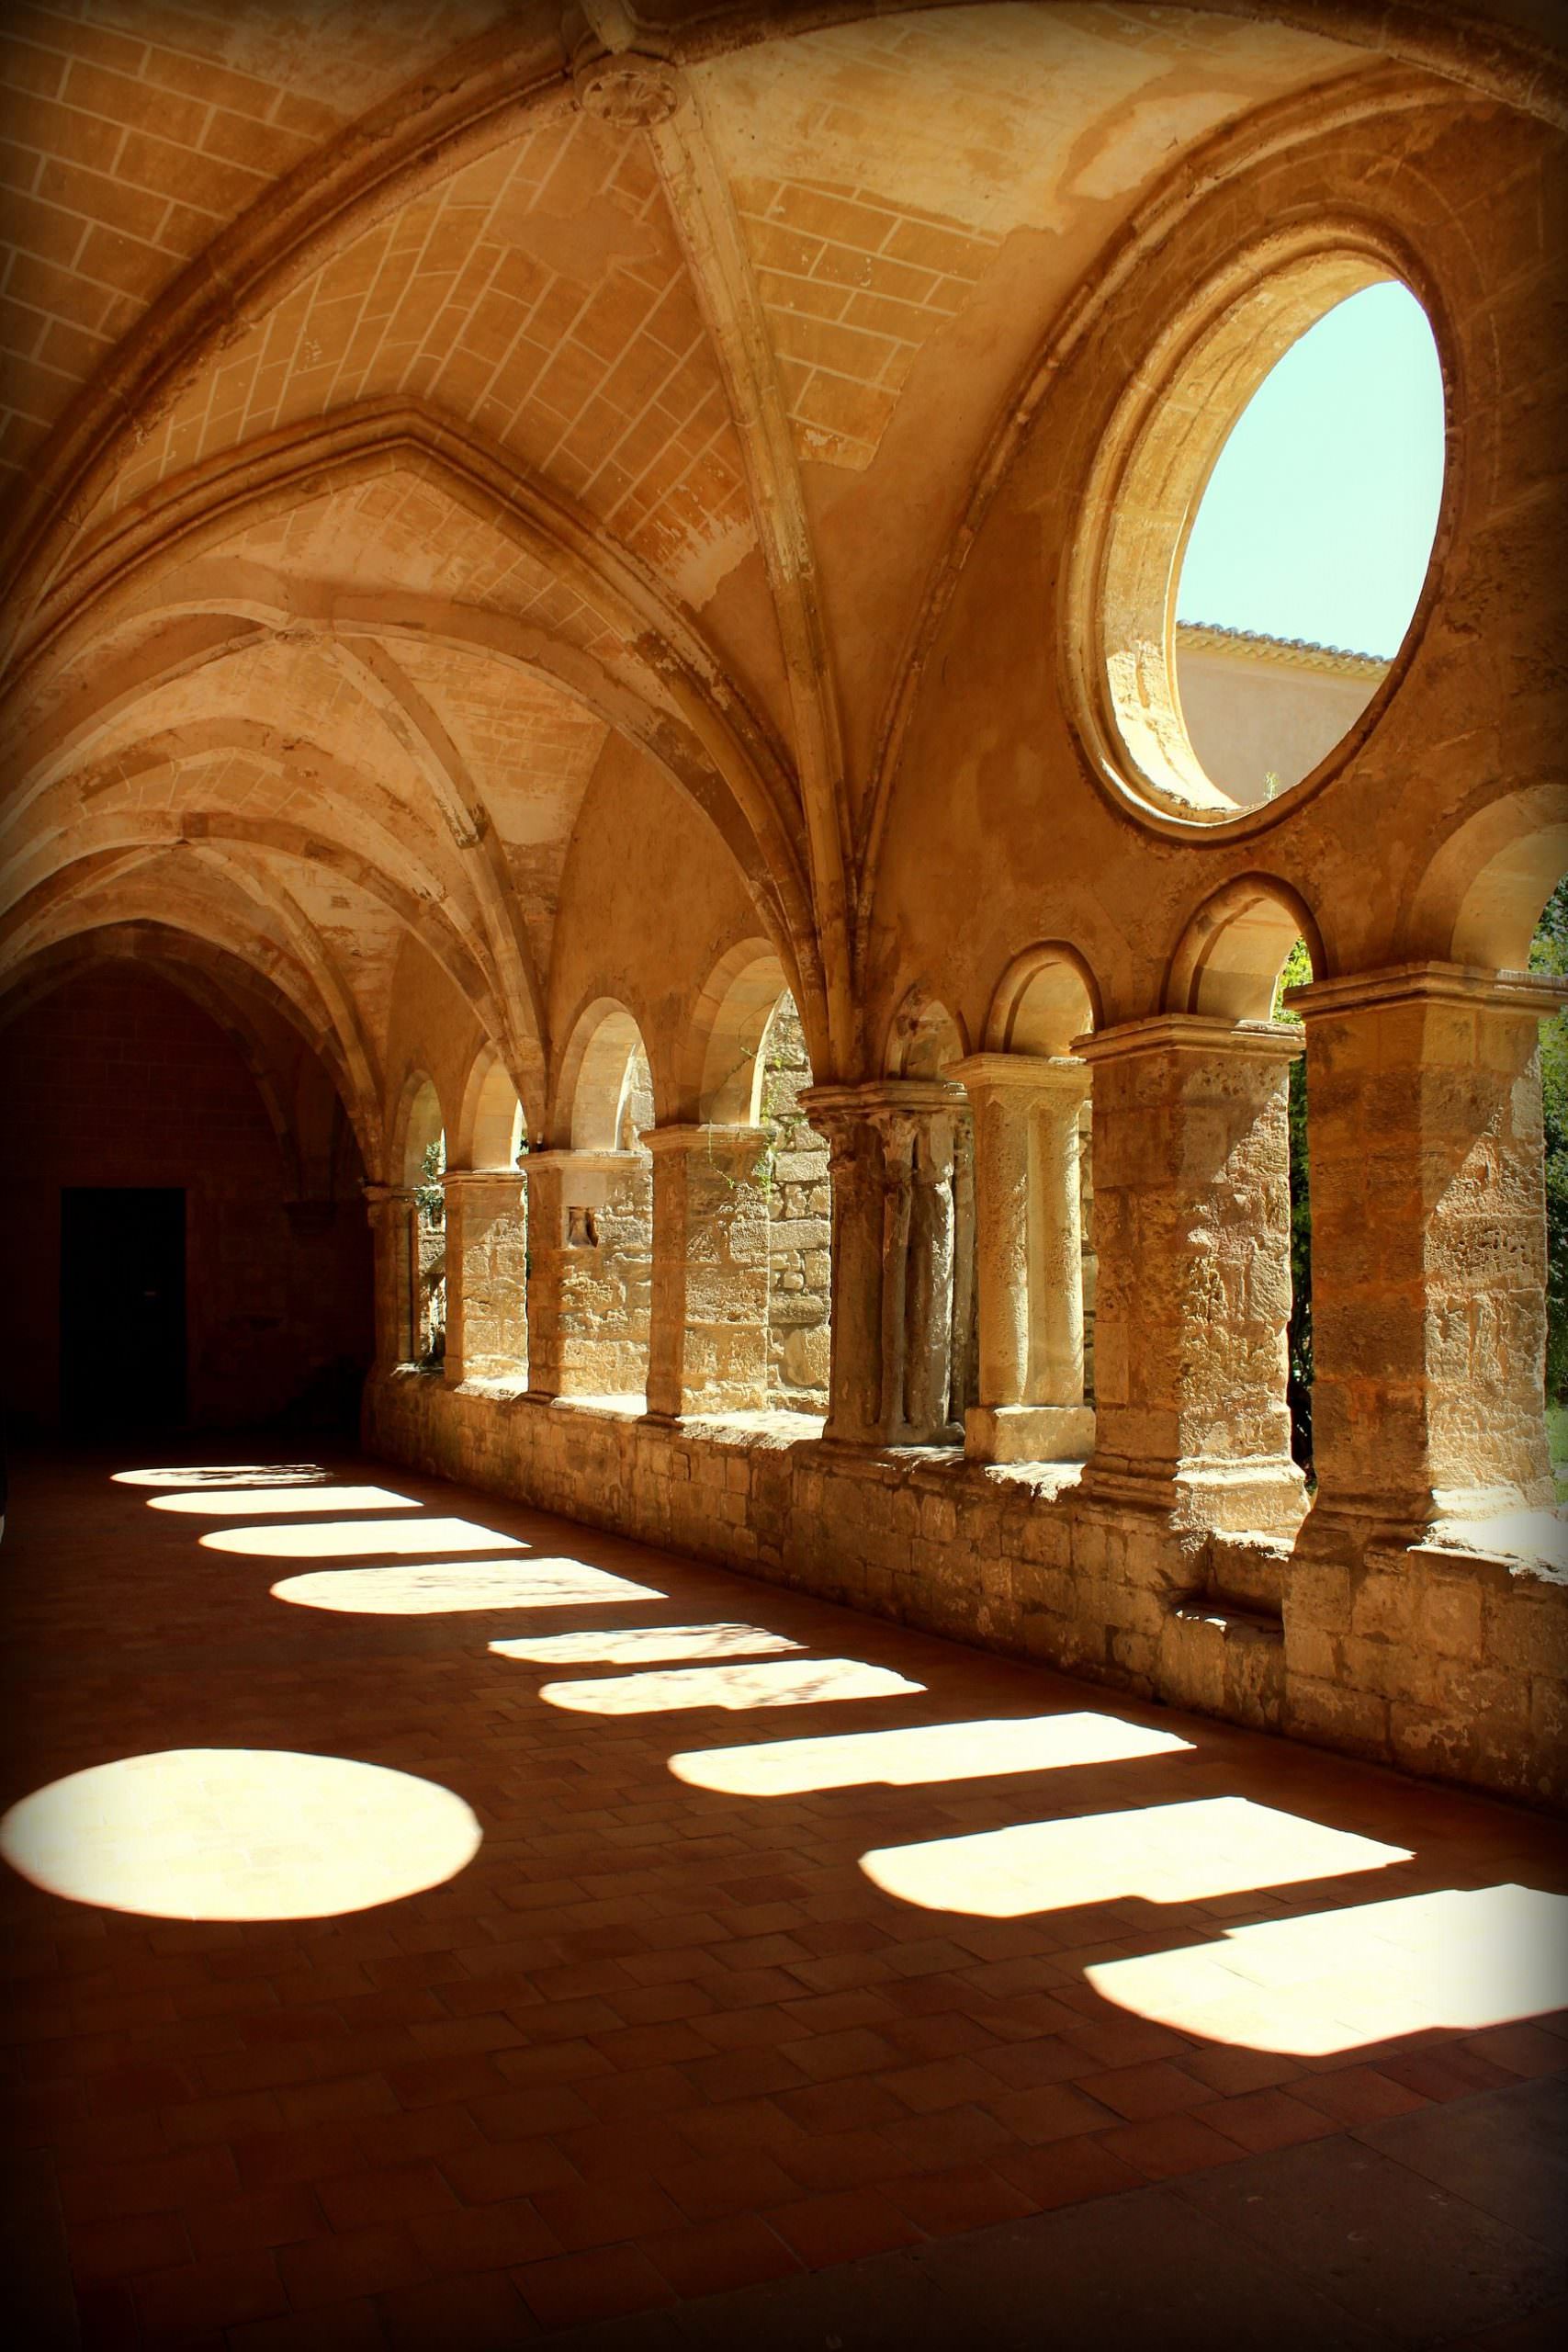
top-left (1176, 282), bottom-right (1445, 660)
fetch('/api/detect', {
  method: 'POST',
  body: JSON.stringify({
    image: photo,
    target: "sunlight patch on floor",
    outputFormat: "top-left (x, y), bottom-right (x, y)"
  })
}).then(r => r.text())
top-left (0, 1748), bottom-right (481, 1921)
top-left (152, 1485), bottom-right (419, 1518)
top-left (861, 1796), bottom-right (1408, 1916)
top-left (491, 1623), bottom-right (802, 1666)
top-left (203, 1515), bottom-right (524, 1558)
top-left (541, 1657), bottom-right (925, 1714)
top-left (272, 1560), bottom-right (667, 1612)
top-left (669, 1711), bottom-right (1192, 1795)
top-left (112, 1464), bottom-right (329, 1488)
top-left (1087, 1883), bottom-right (1568, 2054)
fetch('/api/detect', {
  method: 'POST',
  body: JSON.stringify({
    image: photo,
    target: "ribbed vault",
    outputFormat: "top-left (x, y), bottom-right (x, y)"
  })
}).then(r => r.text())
top-left (3, 1), bottom-right (1560, 1173)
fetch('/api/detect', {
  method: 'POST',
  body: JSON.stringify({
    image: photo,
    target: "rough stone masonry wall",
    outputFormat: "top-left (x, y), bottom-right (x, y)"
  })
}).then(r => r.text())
top-left (367, 1373), bottom-right (1568, 1814)
top-left (761, 999), bottom-right (830, 1411)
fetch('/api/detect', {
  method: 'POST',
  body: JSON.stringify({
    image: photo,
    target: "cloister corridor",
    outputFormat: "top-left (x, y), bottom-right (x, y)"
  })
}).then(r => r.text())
top-left (2, 1444), bottom-right (1564, 2352)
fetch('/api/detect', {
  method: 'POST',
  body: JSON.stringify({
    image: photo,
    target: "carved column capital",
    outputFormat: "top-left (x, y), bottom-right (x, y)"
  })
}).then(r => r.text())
top-left (361, 1182), bottom-right (414, 1232)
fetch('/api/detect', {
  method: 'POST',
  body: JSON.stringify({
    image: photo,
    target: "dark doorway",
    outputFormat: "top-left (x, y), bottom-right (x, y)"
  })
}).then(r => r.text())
top-left (61, 1188), bottom-right (187, 1433)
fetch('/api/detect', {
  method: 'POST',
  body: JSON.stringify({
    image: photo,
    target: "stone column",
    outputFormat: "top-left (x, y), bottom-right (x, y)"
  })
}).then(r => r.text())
top-left (1074, 1014), bottom-right (1305, 1534)
top-left (363, 1184), bottom-right (416, 1374)
top-left (644, 1125), bottom-right (770, 1419)
top-left (953, 1054), bottom-right (1096, 1463)
top-left (1291, 962), bottom-right (1565, 1538)
top-left (441, 1169), bottom-right (527, 1387)
top-left (522, 1148), bottom-right (650, 1401)
top-left (803, 1081), bottom-right (968, 1446)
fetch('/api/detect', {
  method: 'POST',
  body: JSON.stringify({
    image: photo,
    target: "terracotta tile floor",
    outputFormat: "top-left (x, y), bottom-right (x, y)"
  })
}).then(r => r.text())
top-left (3, 1441), bottom-right (1566, 2350)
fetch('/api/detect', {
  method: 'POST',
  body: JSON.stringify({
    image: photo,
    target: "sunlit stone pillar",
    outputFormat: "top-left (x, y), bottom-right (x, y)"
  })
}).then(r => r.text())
top-left (904, 1111), bottom-right (957, 1438)
top-left (1076, 1014), bottom-right (1305, 1534)
top-left (645, 1125), bottom-right (770, 1419)
top-left (364, 1184), bottom-right (417, 1374)
top-left (441, 1169), bottom-right (527, 1387)
top-left (953, 1054), bottom-right (1096, 1463)
top-left (522, 1148), bottom-right (650, 1401)
top-left (1292, 963), bottom-right (1566, 1539)
top-left (804, 1081), bottom-right (968, 1446)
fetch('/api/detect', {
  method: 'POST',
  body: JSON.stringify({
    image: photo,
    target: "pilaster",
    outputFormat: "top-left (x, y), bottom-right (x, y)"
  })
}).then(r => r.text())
top-left (362, 1184), bottom-right (416, 1374)
top-left (1073, 1014), bottom-right (1305, 1534)
top-left (1289, 961), bottom-right (1566, 1542)
top-left (521, 1148), bottom-right (651, 1401)
top-left (644, 1124), bottom-right (771, 1419)
top-left (441, 1169), bottom-right (527, 1386)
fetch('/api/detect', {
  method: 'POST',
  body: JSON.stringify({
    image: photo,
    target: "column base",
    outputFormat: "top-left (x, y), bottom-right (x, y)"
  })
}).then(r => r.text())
top-left (1296, 1478), bottom-right (1562, 1566)
top-left (964, 1404), bottom-right (1095, 1464)
top-left (1082, 1452), bottom-right (1306, 1537)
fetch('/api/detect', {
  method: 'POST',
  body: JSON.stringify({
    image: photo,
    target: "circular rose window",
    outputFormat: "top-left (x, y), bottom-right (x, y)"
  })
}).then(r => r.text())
top-left (1072, 243), bottom-right (1447, 822)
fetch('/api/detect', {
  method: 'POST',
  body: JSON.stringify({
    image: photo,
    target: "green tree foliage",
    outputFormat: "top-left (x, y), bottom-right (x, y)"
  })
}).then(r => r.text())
top-left (1529, 876), bottom-right (1568, 1402)
top-left (416, 1133), bottom-right (445, 1227)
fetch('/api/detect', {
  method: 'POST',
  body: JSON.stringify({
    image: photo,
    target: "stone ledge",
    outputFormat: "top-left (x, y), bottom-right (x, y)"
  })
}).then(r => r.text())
top-left (366, 1374), bottom-right (1568, 1815)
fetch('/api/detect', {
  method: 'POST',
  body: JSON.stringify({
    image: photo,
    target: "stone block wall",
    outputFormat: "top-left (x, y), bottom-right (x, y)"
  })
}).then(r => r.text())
top-left (367, 1373), bottom-right (1568, 1814)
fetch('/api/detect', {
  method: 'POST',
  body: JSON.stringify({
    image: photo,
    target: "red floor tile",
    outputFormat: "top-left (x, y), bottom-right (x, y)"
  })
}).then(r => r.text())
top-left (886, 2161), bottom-right (1036, 2237)
top-left (644, 2212), bottom-right (801, 2297)
top-left (513, 2242), bottom-right (675, 2328)
top-left (1289, 2064), bottom-right (1431, 2126)
top-left (9, 1445), bottom-right (1568, 2347)
top-left (766, 2188), bottom-right (922, 2267)
top-left (1097, 2113), bottom-right (1249, 2180)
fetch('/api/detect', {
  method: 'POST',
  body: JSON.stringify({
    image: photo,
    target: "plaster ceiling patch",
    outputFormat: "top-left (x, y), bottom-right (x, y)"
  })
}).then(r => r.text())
top-left (692, 5), bottom-right (1356, 238)
top-left (693, 3), bottom-right (1365, 472)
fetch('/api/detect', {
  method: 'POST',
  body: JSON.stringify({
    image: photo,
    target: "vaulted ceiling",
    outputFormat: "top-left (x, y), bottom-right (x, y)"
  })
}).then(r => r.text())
top-left (3, 1), bottom-right (1560, 1159)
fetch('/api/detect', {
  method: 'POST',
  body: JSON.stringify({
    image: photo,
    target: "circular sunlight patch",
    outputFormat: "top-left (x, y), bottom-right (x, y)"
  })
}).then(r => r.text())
top-left (0, 1749), bottom-right (481, 1921)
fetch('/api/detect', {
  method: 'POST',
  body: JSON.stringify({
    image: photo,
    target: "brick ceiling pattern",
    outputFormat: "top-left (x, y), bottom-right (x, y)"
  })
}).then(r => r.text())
top-left (735, 176), bottom-right (1000, 473)
top-left (73, 110), bottom-right (755, 604)
top-left (0, 0), bottom-right (508, 500)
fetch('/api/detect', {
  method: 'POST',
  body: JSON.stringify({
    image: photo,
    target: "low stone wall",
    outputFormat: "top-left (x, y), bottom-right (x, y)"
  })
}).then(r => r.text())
top-left (367, 1371), bottom-right (1568, 1813)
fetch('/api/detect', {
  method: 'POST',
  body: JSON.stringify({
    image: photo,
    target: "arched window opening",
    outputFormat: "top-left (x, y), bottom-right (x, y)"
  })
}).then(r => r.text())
top-left (1273, 937), bottom-right (1315, 1480)
top-left (541, 1002), bottom-right (654, 1404)
top-left (615, 1044), bottom-right (655, 1156)
top-left (447, 1050), bottom-right (529, 1389)
top-left (1089, 264), bottom-right (1445, 820)
top-left (691, 953), bottom-right (831, 1421)
top-left (398, 1079), bottom-right (446, 1371)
